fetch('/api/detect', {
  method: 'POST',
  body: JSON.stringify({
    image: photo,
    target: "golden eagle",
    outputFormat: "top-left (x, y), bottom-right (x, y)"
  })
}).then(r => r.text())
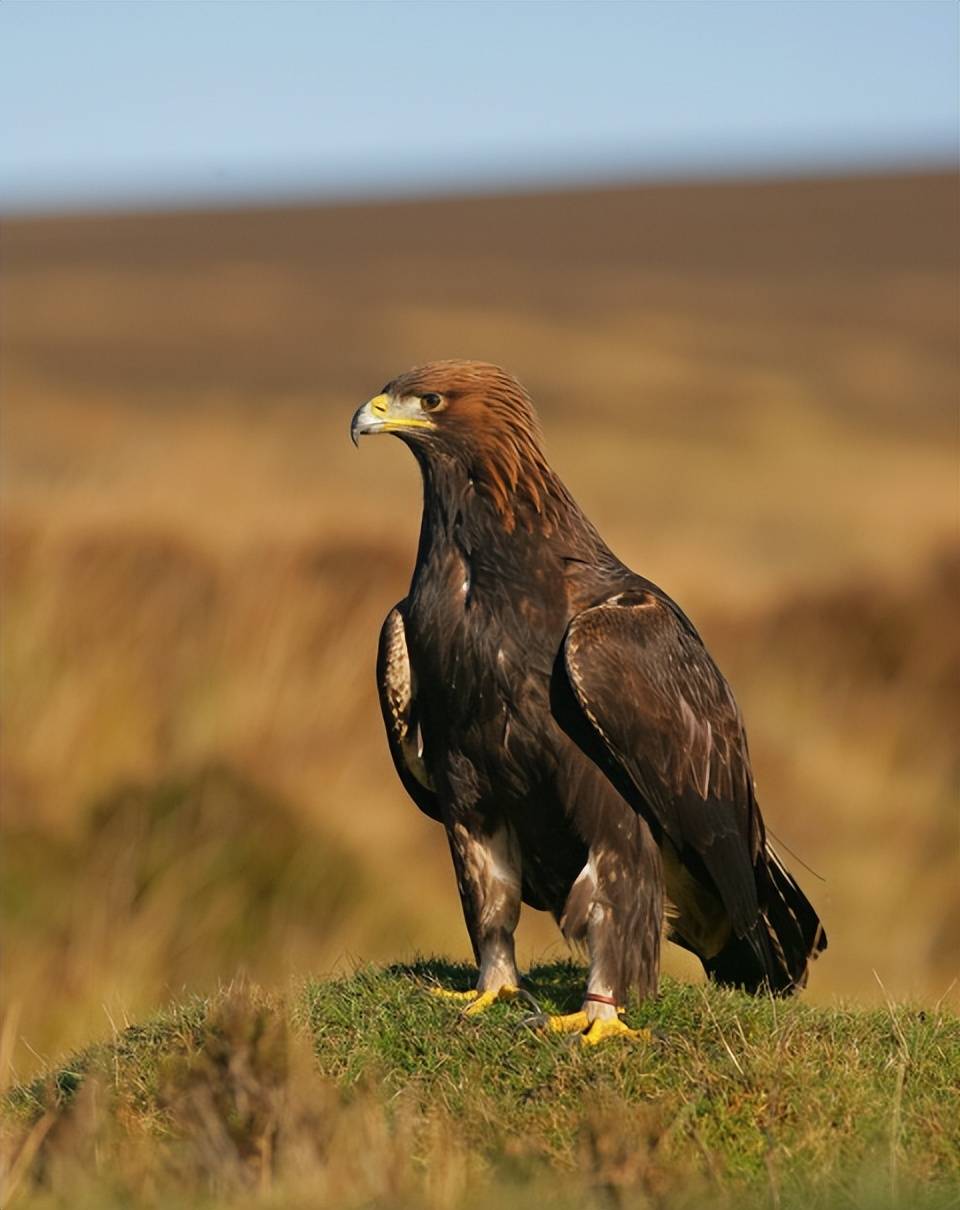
top-left (352, 361), bottom-right (825, 1043)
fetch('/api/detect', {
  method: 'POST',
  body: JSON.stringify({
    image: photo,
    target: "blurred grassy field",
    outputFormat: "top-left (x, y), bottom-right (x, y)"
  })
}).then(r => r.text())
top-left (2, 170), bottom-right (957, 1079)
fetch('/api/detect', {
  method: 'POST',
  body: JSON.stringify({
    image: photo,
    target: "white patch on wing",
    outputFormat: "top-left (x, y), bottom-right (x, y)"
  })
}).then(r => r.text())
top-left (383, 609), bottom-right (435, 792)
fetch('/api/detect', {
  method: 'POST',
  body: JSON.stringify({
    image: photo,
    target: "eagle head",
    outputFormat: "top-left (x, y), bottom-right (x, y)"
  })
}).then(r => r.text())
top-left (351, 360), bottom-right (554, 526)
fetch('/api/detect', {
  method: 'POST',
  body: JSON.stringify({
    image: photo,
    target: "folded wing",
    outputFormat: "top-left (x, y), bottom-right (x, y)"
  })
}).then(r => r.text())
top-left (562, 589), bottom-right (824, 991)
top-left (377, 604), bottom-right (442, 823)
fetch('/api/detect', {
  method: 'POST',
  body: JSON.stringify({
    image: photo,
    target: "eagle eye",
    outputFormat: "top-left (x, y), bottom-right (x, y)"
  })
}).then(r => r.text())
top-left (420, 392), bottom-right (444, 411)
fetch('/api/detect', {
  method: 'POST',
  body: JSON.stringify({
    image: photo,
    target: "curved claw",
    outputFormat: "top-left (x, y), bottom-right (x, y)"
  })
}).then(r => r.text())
top-left (513, 987), bottom-right (543, 1014)
top-left (519, 1012), bottom-right (549, 1033)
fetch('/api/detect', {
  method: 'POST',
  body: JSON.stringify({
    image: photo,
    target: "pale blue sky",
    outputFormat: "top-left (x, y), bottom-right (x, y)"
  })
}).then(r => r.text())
top-left (1, 0), bottom-right (957, 212)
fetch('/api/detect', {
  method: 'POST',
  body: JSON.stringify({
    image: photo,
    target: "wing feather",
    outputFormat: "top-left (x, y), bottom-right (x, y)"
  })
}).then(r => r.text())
top-left (562, 590), bottom-right (769, 956)
top-left (376, 603), bottom-right (442, 823)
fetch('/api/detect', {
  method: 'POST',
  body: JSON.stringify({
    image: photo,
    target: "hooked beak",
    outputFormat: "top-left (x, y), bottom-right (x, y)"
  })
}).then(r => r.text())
top-left (350, 393), bottom-right (436, 447)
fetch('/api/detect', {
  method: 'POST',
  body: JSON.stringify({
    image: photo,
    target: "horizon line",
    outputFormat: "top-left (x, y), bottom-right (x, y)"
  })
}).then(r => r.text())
top-left (3, 148), bottom-right (956, 221)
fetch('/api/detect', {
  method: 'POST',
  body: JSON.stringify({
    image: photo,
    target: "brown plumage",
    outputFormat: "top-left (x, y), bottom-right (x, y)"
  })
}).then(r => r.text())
top-left (351, 360), bottom-right (825, 1034)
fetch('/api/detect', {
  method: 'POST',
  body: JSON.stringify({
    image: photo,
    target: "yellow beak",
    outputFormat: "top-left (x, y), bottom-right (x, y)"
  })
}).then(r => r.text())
top-left (350, 394), bottom-right (436, 445)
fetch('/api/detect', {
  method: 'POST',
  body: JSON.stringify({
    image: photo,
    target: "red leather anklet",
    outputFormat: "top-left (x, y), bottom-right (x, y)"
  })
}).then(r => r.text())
top-left (583, 992), bottom-right (619, 1007)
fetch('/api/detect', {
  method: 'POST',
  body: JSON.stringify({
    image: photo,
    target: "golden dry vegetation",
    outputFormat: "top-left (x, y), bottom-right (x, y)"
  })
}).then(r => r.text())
top-left (2, 171), bottom-right (957, 1080)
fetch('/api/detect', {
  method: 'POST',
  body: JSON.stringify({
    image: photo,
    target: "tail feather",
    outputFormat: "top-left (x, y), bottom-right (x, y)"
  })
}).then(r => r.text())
top-left (705, 844), bottom-right (827, 996)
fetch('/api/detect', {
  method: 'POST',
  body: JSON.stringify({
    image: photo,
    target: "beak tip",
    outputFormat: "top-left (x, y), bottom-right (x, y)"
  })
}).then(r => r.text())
top-left (350, 403), bottom-right (367, 447)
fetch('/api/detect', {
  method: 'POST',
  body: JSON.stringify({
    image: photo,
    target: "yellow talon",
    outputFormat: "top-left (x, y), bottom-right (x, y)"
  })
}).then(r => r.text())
top-left (528, 1010), bottom-right (651, 1042)
top-left (462, 985), bottom-right (520, 1015)
top-left (427, 984), bottom-right (521, 1015)
top-left (539, 1010), bottom-right (590, 1034)
top-left (427, 987), bottom-right (483, 1003)
top-left (580, 1018), bottom-right (652, 1046)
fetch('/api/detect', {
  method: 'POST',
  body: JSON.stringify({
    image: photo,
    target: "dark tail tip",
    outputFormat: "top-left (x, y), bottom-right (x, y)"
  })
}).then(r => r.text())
top-left (706, 847), bottom-right (827, 997)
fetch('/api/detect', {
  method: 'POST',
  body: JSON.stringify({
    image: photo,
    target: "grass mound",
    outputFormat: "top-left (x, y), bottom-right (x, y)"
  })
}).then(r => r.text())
top-left (4, 961), bottom-right (958, 1208)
